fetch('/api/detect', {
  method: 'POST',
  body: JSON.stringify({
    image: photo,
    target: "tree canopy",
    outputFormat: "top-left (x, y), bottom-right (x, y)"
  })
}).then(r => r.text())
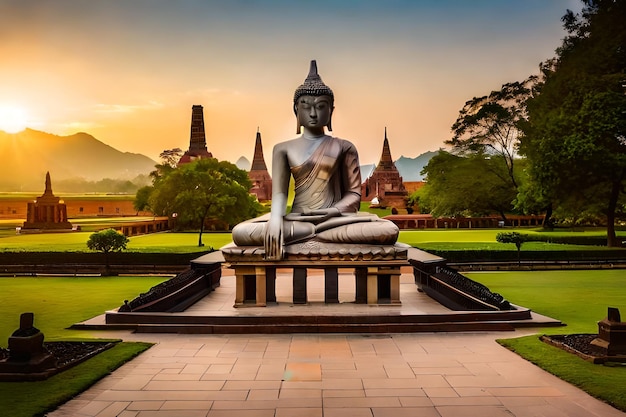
top-left (87, 228), bottom-right (129, 254)
top-left (448, 78), bottom-right (536, 190)
top-left (416, 151), bottom-right (520, 219)
top-left (418, 76), bottom-right (537, 220)
top-left (87, 228), bottom-right (129, 274)
top-left (496, 231), bottom-right (529, 265)
top-left (421, 0), bottom-right (626, 244)
top-left (137, 158), bottom-right (261, 247)
top-left (519, 0), bottom-right (626, 245)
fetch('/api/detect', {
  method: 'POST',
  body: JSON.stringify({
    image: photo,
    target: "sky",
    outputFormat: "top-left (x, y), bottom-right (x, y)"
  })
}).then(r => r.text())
top-left (0, 0), bottom-right (582, 167)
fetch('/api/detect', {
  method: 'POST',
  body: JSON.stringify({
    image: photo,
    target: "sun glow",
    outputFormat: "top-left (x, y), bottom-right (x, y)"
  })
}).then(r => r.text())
top-left (0, 105), bottom-right (29, 133)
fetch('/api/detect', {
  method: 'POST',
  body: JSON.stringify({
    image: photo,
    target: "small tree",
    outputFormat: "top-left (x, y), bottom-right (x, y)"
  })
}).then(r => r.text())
top-left (87, 228), bottom-right (129, 275)
top-left (496, 232), bottom-right (528, 266)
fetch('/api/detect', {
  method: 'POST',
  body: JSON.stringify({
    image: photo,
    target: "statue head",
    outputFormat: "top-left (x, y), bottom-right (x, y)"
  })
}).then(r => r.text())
top-left (294, 60), bottom-right (334, 133)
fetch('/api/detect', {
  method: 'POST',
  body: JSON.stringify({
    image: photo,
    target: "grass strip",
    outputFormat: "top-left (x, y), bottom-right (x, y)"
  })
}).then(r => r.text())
top-left (0, 341), bottom-right (152, 417)
top-left (498, 336), bottom-right (626, 412)
top-left (467, 270), bottom-right (626, 334)
top-left (0, 231), bottom-right (230, 253)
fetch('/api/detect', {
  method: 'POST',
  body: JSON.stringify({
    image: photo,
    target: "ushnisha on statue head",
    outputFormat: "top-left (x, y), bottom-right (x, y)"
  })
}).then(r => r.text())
top-left (293, 60), bottom-right (334, 134)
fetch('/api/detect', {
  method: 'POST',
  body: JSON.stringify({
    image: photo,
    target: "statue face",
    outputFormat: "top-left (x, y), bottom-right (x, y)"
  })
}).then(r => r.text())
top-left (296, 95), bottom-right (333, 131)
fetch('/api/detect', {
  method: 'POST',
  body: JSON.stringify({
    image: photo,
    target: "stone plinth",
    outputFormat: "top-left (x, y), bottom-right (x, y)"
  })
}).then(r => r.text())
top-left (591, 307), bottom-right (626, 356)
top-left (222, 242), bottom-right (409, 307)
top-left (0, 313), bottom-right (57, 376)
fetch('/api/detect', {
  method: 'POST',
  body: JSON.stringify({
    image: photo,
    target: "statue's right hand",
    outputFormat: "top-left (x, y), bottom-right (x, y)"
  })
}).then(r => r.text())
top-left (264, 217), bottom-right (283, 260)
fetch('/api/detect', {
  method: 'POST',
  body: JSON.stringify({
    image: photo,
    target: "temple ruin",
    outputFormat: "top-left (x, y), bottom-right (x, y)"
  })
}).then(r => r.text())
top-left (22, 172), bottom-right (72, 230)
top-left (178, 105), bottom-right (213, 165)
top-left (361, 128), bottom-right (408, 209)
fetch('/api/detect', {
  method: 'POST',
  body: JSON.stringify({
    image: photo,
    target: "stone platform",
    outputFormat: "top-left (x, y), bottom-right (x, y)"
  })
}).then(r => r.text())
top-left (84, 262), bottom-right (560, 334)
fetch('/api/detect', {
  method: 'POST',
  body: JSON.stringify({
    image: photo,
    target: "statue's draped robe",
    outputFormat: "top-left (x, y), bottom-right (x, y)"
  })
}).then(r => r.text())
top-left (290, 136), bottom-right (360, 214)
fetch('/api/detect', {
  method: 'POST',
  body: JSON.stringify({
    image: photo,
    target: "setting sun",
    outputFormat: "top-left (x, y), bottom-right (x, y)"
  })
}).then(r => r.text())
top-left (0, 104), bottom-right (29, 133)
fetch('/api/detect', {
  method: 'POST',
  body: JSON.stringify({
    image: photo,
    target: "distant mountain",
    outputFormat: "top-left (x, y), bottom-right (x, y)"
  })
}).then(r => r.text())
top-left (233, 152), bottom-right (437, 182)
top-left (0, 128), bottom-right (157, 191)
top-left (360, 164), bottom-right (375, 180)
top-left (235, 156), bottom-right (251, 171)
top-left (394, 151), bottom-right (438, 181)
top-left (360, 151), bottom-right (438, 182)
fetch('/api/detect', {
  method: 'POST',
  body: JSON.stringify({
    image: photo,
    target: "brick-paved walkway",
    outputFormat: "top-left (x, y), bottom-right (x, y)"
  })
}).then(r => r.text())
top-left (47, 331), bottom-right (625, 417)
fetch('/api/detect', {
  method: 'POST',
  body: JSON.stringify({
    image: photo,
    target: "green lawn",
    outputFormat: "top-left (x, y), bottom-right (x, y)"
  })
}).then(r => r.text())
top-left (467, 269), bottom-right (625, 333)
top-left (0, 276), bottom-right (167, 344)
top-left (469, 270), bottom-right (626, 411)
top-left (0, 231), bottom-right (231, 253)
top-left (0, 276), bottom-right (165, 417)
top-left (127, 232), bottom-right (234, 252)
top-left (399, 228), bottom-right (626, 249)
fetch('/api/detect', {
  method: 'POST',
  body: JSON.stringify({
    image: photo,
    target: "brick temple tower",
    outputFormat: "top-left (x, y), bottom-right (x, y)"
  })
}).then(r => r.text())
top-left (247, 129), bottom-right (272, 202)
top-left (361, 128), bottom-right (408, 209)
top-left (178, 105), bottom-right (213, 165)
top-left (22, 172), bottom-right (72, 230)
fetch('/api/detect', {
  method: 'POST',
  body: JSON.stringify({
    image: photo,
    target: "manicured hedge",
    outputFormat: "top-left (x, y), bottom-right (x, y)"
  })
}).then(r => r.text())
top-left (425, 248), bottom-right (626, 263)
top-left (524, 234), bottom-right (613, 246)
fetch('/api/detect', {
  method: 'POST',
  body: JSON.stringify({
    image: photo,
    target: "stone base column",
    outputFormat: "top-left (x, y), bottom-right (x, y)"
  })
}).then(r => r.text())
top-left (324, 267), bottom-right (339, 303)
top-left (293, 267), bottom-right (307, 304)
top-left (234, 266), bottom-right (267, 307)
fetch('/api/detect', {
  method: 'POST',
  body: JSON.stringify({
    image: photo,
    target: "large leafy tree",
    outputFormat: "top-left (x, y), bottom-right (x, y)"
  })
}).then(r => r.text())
top-left (430, 77), bottom-right (537, 220)
top-left (519, 0), bottom-right (626, 246)
top-left (416, 151), bottom-right (520, 219)
top-left (134, 148), bottom-right (182, 213)
top-left (138, 158), bottom-right (260, 247)
top-left (447, 78), bottom-right (536, 191)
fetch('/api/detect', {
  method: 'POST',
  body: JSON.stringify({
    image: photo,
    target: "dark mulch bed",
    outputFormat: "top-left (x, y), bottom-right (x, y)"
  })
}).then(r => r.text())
top-left (546, 334), bottom-right (606, 356)
top-left (44, 341), bottom-right (115, 367)
top-left (541, 334), bottom-right (626, 364)
top-left (0, 341), bottom-right (115, 373)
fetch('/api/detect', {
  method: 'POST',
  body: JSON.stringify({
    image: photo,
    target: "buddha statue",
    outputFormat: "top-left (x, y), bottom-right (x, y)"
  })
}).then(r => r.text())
top-left (232, 60), bottom-right (399, 259)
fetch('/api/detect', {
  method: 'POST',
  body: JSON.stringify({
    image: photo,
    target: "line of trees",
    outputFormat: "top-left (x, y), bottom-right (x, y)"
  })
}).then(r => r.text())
top-left (413, 0), bottom-right (626, 246)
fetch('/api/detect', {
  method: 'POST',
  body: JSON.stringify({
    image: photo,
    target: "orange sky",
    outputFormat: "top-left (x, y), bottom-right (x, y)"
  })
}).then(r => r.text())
top-left (0, 0), bottom-right (580, 167)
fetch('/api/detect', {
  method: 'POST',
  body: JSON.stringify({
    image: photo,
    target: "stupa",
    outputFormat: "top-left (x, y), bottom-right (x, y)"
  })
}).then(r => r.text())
top-left (361, 128), bottom-right (408, 209)
top-left (178, 105), bottom-right (213, 165)
top-left (247, 129), bottom-right (272, 202)
top-left (22, 172), bottom-right (72, 230)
